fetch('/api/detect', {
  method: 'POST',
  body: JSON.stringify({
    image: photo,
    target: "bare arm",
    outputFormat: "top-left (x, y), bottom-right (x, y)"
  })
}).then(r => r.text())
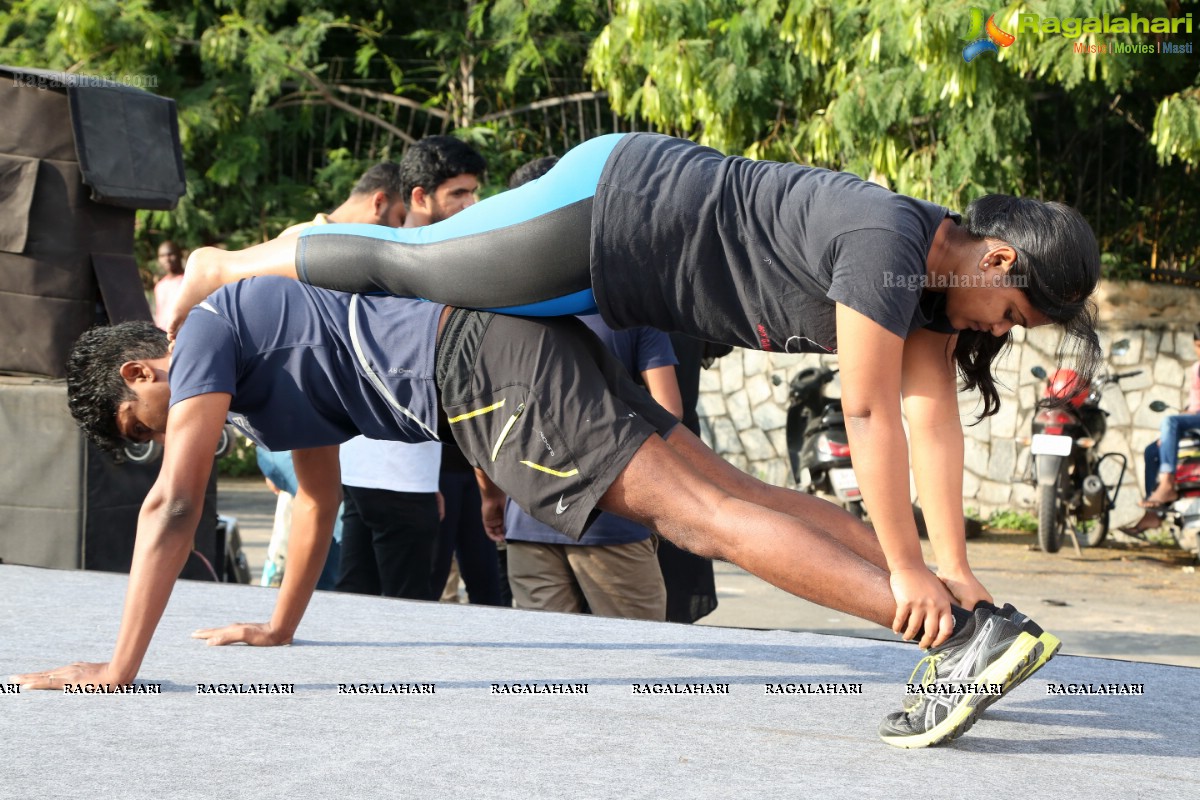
top-left (901, 328), bottom-right (991, 609)
top-left (193, 445), bottom-right (342, 645)
top-left (14, 392), bottom-right (231, 688)
top-left (641, 364), bottom-right (684, 420)
top-left (475, 467), bottom-right (507, 542)
top-left (835, 303), bottom-right (956, 648)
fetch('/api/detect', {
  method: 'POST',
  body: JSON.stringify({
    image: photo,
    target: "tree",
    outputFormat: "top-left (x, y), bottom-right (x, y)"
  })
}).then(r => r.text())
top-left (0, 0), bottom-right (610, 266)
top-left (587, 0), bottom-right (1200, 275)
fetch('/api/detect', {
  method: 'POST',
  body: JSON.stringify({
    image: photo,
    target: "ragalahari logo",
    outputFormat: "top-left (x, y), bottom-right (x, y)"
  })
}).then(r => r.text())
top-left (961, 8), bottom-right (1015, 62)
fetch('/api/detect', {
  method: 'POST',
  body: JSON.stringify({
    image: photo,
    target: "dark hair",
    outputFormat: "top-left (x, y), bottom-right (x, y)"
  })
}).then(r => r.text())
top-left (399, 136), bottom-right (487, 201)
top-left (1192, 323), bottom-right (1200, 342)
top-left (351, 161), bottom-right (403, 198)
top-left (66, 322), bottom-right (169, 456)
top-left (956, 194), bottom-right (1102, 417)
top-left (508, 156), bottom-right (559, 189)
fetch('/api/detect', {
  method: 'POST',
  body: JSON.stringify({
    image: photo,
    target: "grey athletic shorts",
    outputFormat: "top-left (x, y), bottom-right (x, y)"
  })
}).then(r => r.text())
top-left (435, 309), bottom-right (678, 538)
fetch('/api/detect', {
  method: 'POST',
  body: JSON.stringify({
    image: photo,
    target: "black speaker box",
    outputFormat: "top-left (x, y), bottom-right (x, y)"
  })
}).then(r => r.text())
top-left (0, 376), bottom-right (217, 577)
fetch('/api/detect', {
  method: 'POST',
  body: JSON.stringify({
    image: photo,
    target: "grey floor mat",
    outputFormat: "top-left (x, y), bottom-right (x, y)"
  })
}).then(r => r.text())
top-left (1, 564), bottom-right (1195, 799)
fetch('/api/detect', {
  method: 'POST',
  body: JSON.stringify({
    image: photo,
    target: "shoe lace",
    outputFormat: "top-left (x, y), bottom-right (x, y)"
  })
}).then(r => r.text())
top-left (902, 653), bottom-right (943, 711)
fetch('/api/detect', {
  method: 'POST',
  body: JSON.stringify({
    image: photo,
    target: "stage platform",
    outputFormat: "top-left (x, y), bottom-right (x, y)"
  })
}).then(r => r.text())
top-left (1, 563), bottom-right (1195, 799)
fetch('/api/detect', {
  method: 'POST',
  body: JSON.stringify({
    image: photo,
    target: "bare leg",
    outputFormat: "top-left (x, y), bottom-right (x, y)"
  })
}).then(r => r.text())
top-left (599, 434), bottom-right (897, 628)
top-left (665, 425), bottom-right (890, 571)
top-left (1118, 509), bottom-right (1162, 534)
top-left (168, 239), bottom-right (300, 337)
top-left (1142, 472), bottom-right (1179, 507)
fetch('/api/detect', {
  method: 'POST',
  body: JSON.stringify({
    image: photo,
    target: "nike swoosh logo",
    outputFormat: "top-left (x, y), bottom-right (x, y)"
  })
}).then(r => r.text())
top-left (555, 495), bottom-right (571, 515)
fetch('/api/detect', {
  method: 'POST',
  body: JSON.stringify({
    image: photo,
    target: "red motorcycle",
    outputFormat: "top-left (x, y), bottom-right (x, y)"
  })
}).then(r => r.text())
top-left (1029, 343), bottom-right (1139, 553)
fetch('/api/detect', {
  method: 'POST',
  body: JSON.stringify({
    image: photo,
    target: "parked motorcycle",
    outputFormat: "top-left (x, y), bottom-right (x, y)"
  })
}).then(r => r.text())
top-left (780, 363), bottom-right (981, 538)
top-left (784, 365), bottom-right (863, 517)
top-left (1029, 341), bottom-right (1138, 553)
top-left (1132, 400), bottom-right (1200, 558)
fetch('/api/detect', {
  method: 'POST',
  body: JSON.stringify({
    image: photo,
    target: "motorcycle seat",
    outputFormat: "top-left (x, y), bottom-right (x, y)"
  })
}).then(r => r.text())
top-left (819, 402), bottom-right (843, 419)
top-left (803, 404), bottom-right (844, 434)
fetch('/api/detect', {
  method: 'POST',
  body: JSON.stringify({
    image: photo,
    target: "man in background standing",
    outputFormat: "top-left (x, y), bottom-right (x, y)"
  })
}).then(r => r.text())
top-left (152, 240), bottom-right (185, 331)
top-left (267, 162), bottom-right (409, 592)
top-left (337, 138), bottom-right (501, 601)
top-left (389, 136), bottom-right (506, 606)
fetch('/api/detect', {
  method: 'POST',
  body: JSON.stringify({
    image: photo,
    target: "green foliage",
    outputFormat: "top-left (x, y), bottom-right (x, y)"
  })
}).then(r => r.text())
top-left (217, 435), bottom-right (261, 479)
top-left (2, 0), bottom-right (383, 260)
top-left (588, 0), bottom-right (1200, 272)
top-left (1, 1), bottom-right (604, 268)
top-left (1152, 88), bottom-right (1200, 165)
top-left (985, 508), bottom-right (1038, 533)
top-left (3, 1), bottom-right (1195, 276)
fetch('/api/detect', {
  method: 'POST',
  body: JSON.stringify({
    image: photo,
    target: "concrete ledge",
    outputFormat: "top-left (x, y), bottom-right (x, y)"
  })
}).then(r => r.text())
top-left (1, 564), bottom-right (1194, 798)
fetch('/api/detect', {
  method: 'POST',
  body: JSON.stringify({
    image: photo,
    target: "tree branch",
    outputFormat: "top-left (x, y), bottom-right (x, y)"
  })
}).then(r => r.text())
top-left (477, 91), bottom-right (609, 123)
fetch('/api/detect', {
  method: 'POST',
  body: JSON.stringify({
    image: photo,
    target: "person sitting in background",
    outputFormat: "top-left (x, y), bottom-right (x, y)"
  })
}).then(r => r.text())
top-left (1123, 323), bottom-right (1200, 533)
top-left (256, 446), bottom-right (343, 590)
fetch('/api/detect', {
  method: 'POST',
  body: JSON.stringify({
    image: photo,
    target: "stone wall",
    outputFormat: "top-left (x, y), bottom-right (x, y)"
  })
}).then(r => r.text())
top-left (694, 281), bottom-right (1199, 528)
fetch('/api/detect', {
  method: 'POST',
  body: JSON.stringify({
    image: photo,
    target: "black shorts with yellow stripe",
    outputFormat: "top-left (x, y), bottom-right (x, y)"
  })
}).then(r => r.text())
top-left (434, 309), bottom-right (678, 539)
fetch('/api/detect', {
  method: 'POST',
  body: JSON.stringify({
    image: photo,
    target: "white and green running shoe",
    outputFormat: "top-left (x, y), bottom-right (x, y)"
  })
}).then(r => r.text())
top-left (996, 603), bottom-right (1061, 694)
top-left (879, 607), bottom-right (1042, 748)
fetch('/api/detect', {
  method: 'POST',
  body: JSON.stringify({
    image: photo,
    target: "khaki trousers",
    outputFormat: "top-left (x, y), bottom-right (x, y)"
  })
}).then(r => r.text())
top-left (506, 538), bottom-right (666, 621)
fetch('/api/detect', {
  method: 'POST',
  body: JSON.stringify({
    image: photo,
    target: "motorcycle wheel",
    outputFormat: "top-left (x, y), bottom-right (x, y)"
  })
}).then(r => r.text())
top-left (122, 440), bottom-right (163, 465)
top-left (215, 424), bottom-right (237, 460)
top-left (1080, 505), bottom-right (1110, 548)
top-left (1037, 482), bottom-right (1065, 553)
top-left (964, 517), bottom-right (984, 541)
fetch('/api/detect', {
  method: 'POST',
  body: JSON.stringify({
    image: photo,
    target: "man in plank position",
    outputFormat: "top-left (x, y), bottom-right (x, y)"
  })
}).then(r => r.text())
top-left (16, 277), bottom-right (1052, 747)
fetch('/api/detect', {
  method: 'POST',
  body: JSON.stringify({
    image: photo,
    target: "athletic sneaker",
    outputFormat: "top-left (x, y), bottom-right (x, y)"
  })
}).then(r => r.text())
top-left (878, 607), bottom-right (1042, 748)
top-left (970, 600), bottom-right (1062, 696)
top-left (996, 603), bottom-right (1061, 694)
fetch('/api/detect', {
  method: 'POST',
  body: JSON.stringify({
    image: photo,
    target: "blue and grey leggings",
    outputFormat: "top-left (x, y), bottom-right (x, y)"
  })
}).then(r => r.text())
top-left (296, 134), bottom-right (627, 316)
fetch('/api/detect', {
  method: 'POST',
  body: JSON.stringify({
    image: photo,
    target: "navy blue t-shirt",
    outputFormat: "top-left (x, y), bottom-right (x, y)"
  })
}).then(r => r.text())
top-left (503, 315), bottom-right (677, 546)
top-left (169, 277), bottom-right (444, 450)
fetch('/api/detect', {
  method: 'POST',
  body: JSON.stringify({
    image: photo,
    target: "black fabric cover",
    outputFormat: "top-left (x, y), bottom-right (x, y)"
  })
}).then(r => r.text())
top-left (0, 153), bottom-right (38, 252)
top-left (0, 66), bottom-right (185, 209)
top-left (67, 77), bottom-right (186, 209)
top-left (0, 65), bottom-right (173, 377)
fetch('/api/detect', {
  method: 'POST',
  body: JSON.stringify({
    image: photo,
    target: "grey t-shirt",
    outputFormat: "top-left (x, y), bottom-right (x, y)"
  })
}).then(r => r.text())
top-left (591, 133), bottom-right (956, 353)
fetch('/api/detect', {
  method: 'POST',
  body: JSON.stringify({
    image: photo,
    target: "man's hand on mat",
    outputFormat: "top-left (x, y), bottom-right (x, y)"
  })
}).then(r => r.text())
top-left (13, 661), bottom-right (126, 691)
top-left (889, 567), bottom-right (957, 650)
top-left (191, 622), bottom-right (292, 647)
